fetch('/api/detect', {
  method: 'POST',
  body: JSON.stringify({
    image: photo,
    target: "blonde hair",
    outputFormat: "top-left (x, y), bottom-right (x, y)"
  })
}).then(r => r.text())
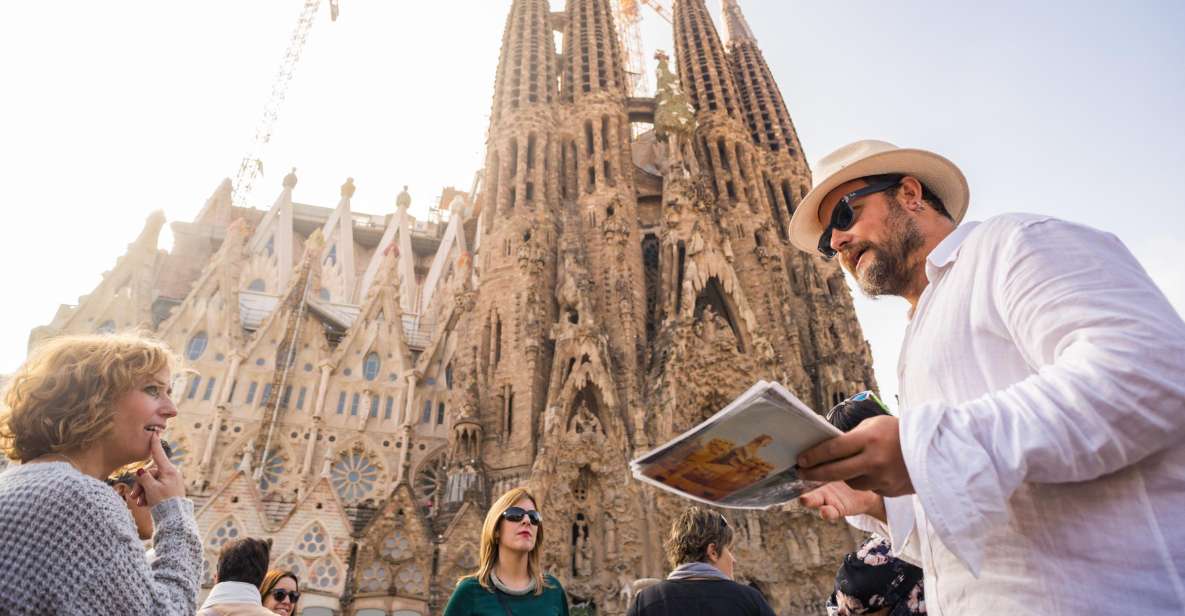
top-left (260, 569), bottom-right (300, 605)
top-left (0, 333), bottom-right (176, 463)
top-left (466, 487), bottom-right (548, 595)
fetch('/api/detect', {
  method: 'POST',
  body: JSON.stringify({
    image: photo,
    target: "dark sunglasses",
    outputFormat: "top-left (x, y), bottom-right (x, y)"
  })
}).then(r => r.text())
top-left (817, 178), bottom-right (901, 259)
top-left (270, 589), bottom-right (300, 604)
top-left (501, 506), bottom-right (543, 526)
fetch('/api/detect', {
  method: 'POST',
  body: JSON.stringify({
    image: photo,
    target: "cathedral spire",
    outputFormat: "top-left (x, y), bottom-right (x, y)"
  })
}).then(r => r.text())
top-left (720, 0), bottom-right (756, 44)
top-left (561, 0), bottom-right (629, 103)
top-left (489, 0), bottom-right (557, 126)
top-left (673, 0), bottom-right (743, 122)
top-left (723, 0), bottom-right (805, 159)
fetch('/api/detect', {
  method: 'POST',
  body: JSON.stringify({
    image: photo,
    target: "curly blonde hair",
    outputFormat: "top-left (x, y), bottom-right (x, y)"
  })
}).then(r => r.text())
top-left (0, 333), bottom-right (177, 463)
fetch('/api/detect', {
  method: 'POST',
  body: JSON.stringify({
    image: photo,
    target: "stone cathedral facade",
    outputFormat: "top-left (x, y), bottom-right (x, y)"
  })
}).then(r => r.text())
top-left (27, 1), bottom-right (876, 614)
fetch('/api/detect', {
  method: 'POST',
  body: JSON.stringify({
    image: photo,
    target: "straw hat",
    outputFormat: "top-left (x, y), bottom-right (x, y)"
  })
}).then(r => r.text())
top-left (788, 140), bottom-right (970, 253)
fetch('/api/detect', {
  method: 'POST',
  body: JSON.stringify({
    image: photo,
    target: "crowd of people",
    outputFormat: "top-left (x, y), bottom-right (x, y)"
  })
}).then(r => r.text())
top-left (1, 137), bottom-right (1183, 615)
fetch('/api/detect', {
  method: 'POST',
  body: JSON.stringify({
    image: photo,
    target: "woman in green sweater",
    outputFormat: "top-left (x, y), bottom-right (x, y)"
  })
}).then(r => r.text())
top-left (442, 487), bottom-right (569, 616)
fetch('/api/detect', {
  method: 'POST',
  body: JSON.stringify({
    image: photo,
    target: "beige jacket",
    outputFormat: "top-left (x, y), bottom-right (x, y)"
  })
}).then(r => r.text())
top-left (197, 603), bottom-right (276, 616)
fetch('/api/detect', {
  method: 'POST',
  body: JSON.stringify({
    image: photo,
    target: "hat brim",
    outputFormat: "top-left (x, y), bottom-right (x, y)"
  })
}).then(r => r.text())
top-left (788, 148), bottom-right (970, 253)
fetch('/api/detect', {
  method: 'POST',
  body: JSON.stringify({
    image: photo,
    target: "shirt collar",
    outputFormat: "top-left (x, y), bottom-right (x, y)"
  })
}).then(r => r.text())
top-left (201, 581), bottom-right (263, 609)
top-left (925, 221), bottom-right (980, 283)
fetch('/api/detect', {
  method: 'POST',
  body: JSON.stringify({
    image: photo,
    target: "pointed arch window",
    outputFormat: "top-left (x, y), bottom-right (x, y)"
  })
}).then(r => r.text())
top-left (265, 236), bottom-right (275, 257)
top-left (247, 279), bottom-right (266, 292)
top-left (319, 288), bottom-right (331, 301)
top-left (96, 320), bottom-right (116, 334)
top-left (363, 352), bottom-right (381, 381)
top-left (325, 244), bottom-right (337, 266)
top-left (186, 331), bottom-right (208, 360)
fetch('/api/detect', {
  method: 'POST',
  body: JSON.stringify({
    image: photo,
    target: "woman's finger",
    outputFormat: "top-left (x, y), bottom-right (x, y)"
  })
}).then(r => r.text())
top-left (147, 432), bottom-right (175, 472)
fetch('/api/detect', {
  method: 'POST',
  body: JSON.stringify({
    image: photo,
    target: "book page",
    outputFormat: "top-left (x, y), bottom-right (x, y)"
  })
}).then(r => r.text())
top-left (631, 382), bottom-right (840, 509)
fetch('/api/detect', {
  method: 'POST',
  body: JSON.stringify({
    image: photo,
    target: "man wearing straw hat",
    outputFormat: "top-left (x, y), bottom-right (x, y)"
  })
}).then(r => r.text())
top-left (789, 140), bottom-right (1185, 614)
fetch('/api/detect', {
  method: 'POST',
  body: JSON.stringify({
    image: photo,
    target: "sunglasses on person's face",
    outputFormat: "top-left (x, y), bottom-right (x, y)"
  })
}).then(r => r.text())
top-left (817, 178), bottom-right (901, 259)
top-left (501, 506), bottom-right (543, 526)
top-left (270, 589), bottom-right (300, 604)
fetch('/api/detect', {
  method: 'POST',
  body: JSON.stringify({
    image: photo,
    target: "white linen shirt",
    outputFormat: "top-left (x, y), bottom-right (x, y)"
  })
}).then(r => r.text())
top-left (848, 213), bottom-right (1185, 615)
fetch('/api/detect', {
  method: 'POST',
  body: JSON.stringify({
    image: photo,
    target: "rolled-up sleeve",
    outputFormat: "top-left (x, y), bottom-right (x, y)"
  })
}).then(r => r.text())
top-left (899, 218), bottom-right (1185, 575)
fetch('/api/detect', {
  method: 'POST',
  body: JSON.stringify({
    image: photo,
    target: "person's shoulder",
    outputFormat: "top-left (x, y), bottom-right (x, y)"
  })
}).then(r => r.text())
top-left (974, 213), bottom-right (1109, 244)
top-left (452, 576), bottom-right (483, 594)
top-left (543, 574), bottom-right (565, 590)
top-left (0, 462), bottom-right (116, 514)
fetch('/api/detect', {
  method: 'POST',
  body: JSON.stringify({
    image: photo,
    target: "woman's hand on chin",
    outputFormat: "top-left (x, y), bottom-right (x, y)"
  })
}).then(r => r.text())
top-left (130, 433), bottom-right (186, 508)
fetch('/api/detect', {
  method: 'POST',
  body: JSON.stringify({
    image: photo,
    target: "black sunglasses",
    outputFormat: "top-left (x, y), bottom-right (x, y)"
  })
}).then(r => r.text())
top-left (501, 506), bottom-right (543, 526)
top-left (270, 589), bottom-right (300, 603)
top-left (817, 178), bottom-right (901, 259)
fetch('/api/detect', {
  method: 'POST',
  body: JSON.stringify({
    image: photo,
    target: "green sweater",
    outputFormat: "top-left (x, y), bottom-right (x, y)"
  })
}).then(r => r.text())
top-left (442, 575), bottom-right (569, 616)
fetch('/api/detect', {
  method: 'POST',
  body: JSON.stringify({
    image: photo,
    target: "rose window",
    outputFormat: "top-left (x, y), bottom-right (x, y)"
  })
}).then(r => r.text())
top-left (256, 448), bottom-right (285, 493)
top-left (330, 450), bottom-right (380, 504)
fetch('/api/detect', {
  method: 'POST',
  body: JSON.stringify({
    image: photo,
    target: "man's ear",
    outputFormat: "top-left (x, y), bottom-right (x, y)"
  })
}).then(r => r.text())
top-left (705, 542), bottom-right (719, 561)
top-left (898, 176), bottom-right (925, 212)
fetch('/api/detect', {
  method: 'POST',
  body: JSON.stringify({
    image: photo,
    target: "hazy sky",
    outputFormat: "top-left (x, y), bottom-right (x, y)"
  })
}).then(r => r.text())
top-left (2, 1), bottom-right (1182, 409)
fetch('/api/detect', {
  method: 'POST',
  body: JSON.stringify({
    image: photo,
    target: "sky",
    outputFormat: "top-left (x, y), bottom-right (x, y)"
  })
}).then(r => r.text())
top-left (1, 1), bottom-right (1182, 409)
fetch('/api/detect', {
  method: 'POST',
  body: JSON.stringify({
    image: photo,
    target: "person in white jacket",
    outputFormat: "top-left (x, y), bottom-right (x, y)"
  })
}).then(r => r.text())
top-left (787, 140), bottom-right (1185, 615)
top-left (198, 537), bottom-right (276, 616)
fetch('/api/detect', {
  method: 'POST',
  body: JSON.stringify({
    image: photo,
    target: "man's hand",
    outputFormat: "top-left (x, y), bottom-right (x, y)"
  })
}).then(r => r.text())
top-left (798, 481), bottom-right (886, 522)
top-left (798, 415), bottom-right (915, 497)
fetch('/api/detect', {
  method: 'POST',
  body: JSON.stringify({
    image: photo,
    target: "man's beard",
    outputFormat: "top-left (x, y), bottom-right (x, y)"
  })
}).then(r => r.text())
top-left (841, 202), bottom-right (925, 298)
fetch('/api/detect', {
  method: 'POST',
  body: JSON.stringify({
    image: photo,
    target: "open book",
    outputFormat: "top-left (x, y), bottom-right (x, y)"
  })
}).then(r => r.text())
top-left (630, 381), bottom-right (841, 510)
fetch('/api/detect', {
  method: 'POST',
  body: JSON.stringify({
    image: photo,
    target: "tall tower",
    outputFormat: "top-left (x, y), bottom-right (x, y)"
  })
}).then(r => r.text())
top-left (668, 0), bottom-right (811, 395)
top-left (469, 0), bottom-right (561, 483)
top-left (722, 0), bottom-right (877, 409)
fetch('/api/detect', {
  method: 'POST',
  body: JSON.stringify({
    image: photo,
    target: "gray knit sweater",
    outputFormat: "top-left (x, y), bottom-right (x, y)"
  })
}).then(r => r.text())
top-left (0, 461), bottom-right (202, 615)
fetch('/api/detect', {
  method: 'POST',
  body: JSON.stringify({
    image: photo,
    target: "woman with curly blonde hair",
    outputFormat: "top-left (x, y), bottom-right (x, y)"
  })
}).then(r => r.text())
top-left (0, 333), bottom-right (201, 615)
top-left (442, 487), bottom-right (569, 616)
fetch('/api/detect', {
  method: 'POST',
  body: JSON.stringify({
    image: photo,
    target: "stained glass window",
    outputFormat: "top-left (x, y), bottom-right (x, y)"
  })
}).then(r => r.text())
top-left (187, 376), bottom-right (201, 400)
top-left (206, 517), bottom-right (243, 551)
top-left (396, 564), bottom-right (427, 596)
top-left (330, 450), bottom-right (380, 503)
top-left (248, 279), bottom-right (266, 292)
top-left (380, 530), bottom-right (412, 562)
top-left (295, 522), bottom-right (330, 557)
top-left (363, 352), bottom-right (381, 381)
top-left (186, 331), bottom-right (208, 360)
top-left (257, 449), bottom-right (285, 493)
top-left (358, 562), bottom-right (390, 593)
top-left (202, 378), bottom-right (217, 401)
top-left (274, 551), bottom-right (306, 579)
top-left (308, 555), bottom-right (342, 592)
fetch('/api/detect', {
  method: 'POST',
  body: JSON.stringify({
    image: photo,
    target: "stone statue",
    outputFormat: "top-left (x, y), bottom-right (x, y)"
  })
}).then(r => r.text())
top-left (237, 440), bottom-right (255, 474)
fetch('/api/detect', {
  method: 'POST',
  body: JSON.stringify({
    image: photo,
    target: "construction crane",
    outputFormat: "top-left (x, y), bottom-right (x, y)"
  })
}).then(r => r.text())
top-left (614, 0), bottom-right (672, 97)
top-left (230, 0), bottom-right (340, 209)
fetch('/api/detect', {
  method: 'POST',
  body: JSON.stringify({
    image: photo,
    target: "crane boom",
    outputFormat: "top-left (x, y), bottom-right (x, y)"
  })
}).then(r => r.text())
top-left (231, 0), bottom-right (327, 209)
